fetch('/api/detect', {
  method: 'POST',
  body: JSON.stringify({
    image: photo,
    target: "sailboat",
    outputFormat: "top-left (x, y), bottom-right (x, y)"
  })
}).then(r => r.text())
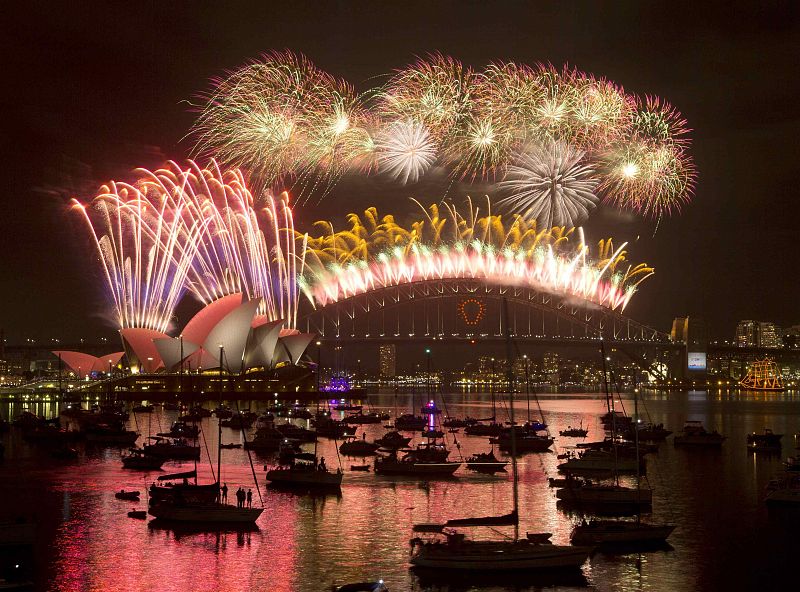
top-left (570, 362), bottom-right (674, 546)
top-left (266, 388), bottom-right (343, 489)
top-left (408, 299), bottom-right (591, 571)
top-left (148, 345), bottom-right (262, 524)
top-left (557, 344), bottom-right (653, 511)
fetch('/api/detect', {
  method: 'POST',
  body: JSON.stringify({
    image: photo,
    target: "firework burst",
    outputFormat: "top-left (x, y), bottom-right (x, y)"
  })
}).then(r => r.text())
top-left (375, 119), bottom-right (438, 184)
top-left (191, 52), bottom-right (695, 220)
top-left (497, 142), bottom-right (599, 227)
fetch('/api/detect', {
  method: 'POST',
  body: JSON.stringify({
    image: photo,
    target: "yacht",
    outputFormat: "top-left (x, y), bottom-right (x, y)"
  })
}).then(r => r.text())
top-left (673, 421), bottom-right (726, 447)
top-left (570, 519), bottom-right (674, 545)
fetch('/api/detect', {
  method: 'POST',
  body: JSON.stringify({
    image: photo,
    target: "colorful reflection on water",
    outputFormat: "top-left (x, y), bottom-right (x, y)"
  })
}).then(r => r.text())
top-left (1, 390), bottom-right (798, 591)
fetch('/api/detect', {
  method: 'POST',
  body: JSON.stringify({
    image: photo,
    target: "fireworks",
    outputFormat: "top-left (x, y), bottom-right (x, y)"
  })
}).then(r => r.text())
top-left (191, 52), bottom-right (695, 221)
top-left (301, 199), bottom-right (653, 313)
top-left (73, 160), bottom-right (304, 332)
top-left (375, 120), bottom-right (438, 184)
top-left (497, 141), bottom-right (599, 227)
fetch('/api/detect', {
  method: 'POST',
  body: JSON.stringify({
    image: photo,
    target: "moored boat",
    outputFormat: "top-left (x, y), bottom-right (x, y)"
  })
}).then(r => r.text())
top-left (747, 428), bottom-right (782, 453)
top-left (570, 519), bottom-right (674, 545)
top-left (121, 448), bottom-right (165, 470)
top-left (673, 421), bottom-right (726, 447)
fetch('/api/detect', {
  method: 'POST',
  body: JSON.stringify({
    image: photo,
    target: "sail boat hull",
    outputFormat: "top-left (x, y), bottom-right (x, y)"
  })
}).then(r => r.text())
top-left (410, 541), bottom-right (591, 570)
top-left (148, 502), bottom-right (262, 523)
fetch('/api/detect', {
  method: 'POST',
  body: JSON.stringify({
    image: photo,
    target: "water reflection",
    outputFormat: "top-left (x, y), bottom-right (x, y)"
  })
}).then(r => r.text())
top-left (1, 390), bottom-right (798, 590)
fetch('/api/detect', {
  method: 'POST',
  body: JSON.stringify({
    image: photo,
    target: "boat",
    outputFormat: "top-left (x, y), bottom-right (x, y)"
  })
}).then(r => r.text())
top-left (213, 405), bottom-right (233, 419)
top-left (556, 482), bottom-right (653, 509)
top-left (442, 417), bottom-right (475, 428)
top-left (559, 424), bottom-right (588, 438)
top-left (569, 366), bottom-right (673, 545)
top-left (339, 436), bottom-right (380, 456)
top-left (374, 450), bottom-right (460, 477)
top-left (115, 490), bottom-right (140, 500)
top-left (127, 510), bottom-right (147, 519)
top-left (497, 431), bottom-right (554, 454)
top-left (313, 415), bottom-right (354, 439)
top-left (765, 478), bottom-right (800, 506)
top-left (558, 449), bottom-right (641, 474)
top-left (148, 347), bottom-right (262, 526)
top-left (350, 464), bottom-right (370, 471)
top-left (330, 401), bottom-right (362, 412)
top-left (342, 412), bottom-right (384, 425)
top-left (422, 428), bottom-right (444, 439)
top-left (464, 421), bottom-right (503, 436)
top-left (624, 423), bottom-right (672, 441)
top-left (375, 431), bottom-right (411, 450)
top-left (219, 413), bottom-right (256, 429)
top-left (673, 421), bottom-right (726, 447)
top-left (132, 404), bottom-right (154, 413)
top-left (149, 501), bottom-right (262, 523)
top-left (244, 422), bottom-right (285, 452)
top-left (747, 428), bottom-right (782, 453)
top-left (275, 422), bottom-right (317, 442)
top-left (143, 437), bottom-right (200, 460)
top-left (266, 458), bottom-right (343, 489)
top-left (570, 519), bottom-right (675, 545)
top-left (121, 448), bottom-right (165, 470)
top-left (148, 471), bottom-right (219, 505)
top-left (157, 421), bottom-right (200, 439)
top-left (219, 442), bottom-right (242, 449)
top-left (465, 450), bottom-right (508, 473)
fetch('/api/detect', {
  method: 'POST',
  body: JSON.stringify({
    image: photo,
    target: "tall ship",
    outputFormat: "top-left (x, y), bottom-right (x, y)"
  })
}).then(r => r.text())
top-left (738, 359), bottom-right (785, 392)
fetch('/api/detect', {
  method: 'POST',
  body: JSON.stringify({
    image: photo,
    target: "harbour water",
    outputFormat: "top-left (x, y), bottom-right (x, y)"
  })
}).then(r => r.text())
top-left (1, 390), bottom-right (798, 591)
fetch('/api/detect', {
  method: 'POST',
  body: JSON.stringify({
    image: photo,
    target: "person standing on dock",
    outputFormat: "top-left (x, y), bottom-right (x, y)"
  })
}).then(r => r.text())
top-left (221, 483), bottom-right (228, 503)
top-left (246, 489), bottom-right (252, 508)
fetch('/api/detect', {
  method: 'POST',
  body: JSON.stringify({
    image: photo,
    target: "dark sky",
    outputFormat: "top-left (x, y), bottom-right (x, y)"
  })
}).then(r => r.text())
top-left (2, 1), bottom-right (799, 344)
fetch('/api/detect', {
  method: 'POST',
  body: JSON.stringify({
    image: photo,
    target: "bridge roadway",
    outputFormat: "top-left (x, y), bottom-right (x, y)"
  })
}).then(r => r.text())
top-left (315, 334), bottom-right (683, 350)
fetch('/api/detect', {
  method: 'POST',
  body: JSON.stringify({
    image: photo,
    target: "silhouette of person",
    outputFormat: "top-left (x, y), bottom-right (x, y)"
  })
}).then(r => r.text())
top-left (221, 483), bottom-right (228, 503)
top-left (319, 457), bottom-right (326, 472)
top-left (246, 489), bottom-right (252, 508)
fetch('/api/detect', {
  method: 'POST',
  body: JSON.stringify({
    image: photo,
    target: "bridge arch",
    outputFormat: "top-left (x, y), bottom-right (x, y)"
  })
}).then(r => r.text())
top-left (298, 279), bottom-right (669, 344)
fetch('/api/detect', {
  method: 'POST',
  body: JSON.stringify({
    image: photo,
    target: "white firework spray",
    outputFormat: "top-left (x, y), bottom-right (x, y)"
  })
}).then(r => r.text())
top-left (375, 120), bottom-right (438, 185)
top-left (497, 141), bottom-right (599, 227)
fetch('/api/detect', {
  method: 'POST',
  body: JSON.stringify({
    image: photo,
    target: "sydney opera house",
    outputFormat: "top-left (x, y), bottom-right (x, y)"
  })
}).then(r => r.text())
top-left (52, 294), bottom-right (317, 396)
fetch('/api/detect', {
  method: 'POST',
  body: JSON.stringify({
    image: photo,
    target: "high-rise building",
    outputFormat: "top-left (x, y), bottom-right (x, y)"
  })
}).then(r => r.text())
top-left (736, 320), bottom-right (782, 348)
top-left (378, 344), bottom-right (396, 378)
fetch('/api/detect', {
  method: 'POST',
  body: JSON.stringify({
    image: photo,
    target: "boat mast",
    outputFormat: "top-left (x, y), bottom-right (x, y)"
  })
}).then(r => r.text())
top-left (600, 339), bottom-right (619, 486)
top-left (218, 345), bottom-right (224, 489)
top-left (634, 376), bottom-right (641, 524)
top-left (502, 298), bottom-right (519, 539)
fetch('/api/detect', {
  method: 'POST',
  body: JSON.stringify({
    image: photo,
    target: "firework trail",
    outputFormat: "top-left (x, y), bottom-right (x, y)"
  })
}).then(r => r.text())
top-left (497, 141), bottom-right (599, 227)
top-left (73, 161), bottom-right (304, 331)
top-left (300, 199), bottom-right (653, 313)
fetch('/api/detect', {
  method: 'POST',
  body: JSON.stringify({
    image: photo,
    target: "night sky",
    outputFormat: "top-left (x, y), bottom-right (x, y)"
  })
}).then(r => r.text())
top-left (2, 1), bottom-right (799, 343)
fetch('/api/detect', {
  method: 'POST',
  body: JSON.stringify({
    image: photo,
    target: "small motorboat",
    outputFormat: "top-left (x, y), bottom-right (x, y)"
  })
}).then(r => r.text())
top-left (747, 428), bottom-right (782, 453)
top-left (673, 421), bottom-right (726, 447)
top-left (220, 443), bottom-right (242, 449)
top-left (559, 425), bottom-right (588, 438)
top-left (465, 450), bottom-right (508, 473)
top-left (339, 436), bottom-right (380, 456)
top-left (127, 510), bottom-right (147, 519)
top-left (570, 519), bottom-right (674, 545)
top-left (350, 464), bottom-right (370, 472)
top-left (115, 490), bottom-right (141, 500)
